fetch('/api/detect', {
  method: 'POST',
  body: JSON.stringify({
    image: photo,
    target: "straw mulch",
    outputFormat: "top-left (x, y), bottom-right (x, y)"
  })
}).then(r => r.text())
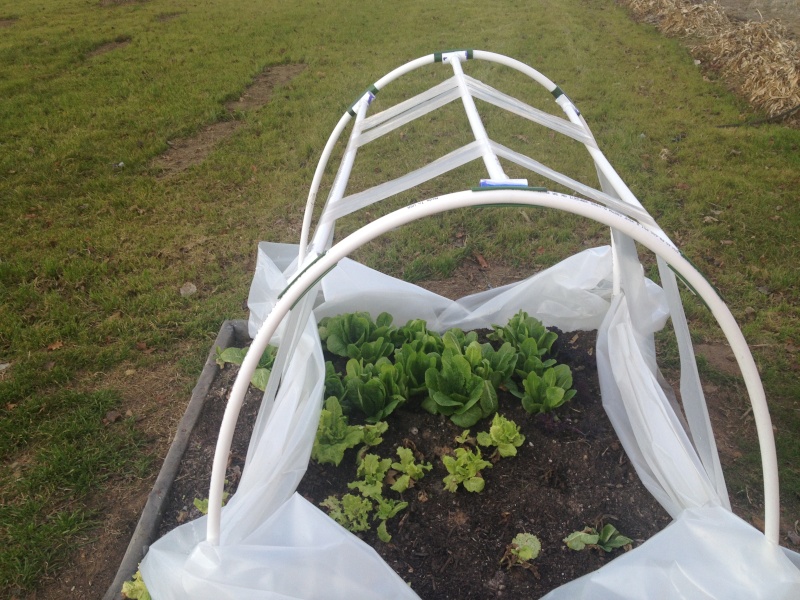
top-left (618, 0), bottom-right (800, 126)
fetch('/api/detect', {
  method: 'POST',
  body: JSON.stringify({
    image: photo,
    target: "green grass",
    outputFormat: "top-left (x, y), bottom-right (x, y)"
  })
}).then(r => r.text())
top-left (0, 0), bottom-right (798, 593)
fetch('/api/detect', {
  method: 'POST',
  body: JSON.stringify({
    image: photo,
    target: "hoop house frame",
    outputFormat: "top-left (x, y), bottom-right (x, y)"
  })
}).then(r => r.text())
top-left (140, 50), bottom-right (798, 600)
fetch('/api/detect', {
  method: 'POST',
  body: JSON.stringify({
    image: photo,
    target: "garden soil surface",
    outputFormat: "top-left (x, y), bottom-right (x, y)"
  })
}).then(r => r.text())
top-left (159, 324), bottom-right (673, 599)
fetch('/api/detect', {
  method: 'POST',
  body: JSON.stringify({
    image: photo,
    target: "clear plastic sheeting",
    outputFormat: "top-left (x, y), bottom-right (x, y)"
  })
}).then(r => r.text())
top-left (543, 506), bottom-right (800, 600)
top-left (247, 242), bottom-right (648, 335)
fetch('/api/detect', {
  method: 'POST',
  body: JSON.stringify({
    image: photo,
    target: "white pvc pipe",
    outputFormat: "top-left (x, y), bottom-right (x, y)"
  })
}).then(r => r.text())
top-left (449, 55), bottom-right (507, 181)
top-left (208, 189), bottom-right (779, 546)
top-left (298, 50), bottom-right (571, 262)
top-left (307, 95), bottom-right (371, 257)
top-left (299, 112), bottom-right (351, 265)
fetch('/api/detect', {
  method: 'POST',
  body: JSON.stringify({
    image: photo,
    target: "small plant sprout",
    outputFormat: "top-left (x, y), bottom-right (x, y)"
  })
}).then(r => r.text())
top-left (454, 429), bottom-right (475, 445)
top-left (442, 447), bottom-right (493, 493)
top-left (564, 524), bottom-right (632, 552)
top-left (214, 344), bottom-right (277, 391)
top-left (500, 533), bottom-right (542, 570)
top-left (390, 447), bottom-right (432, 493)
top-left (312, 397), bottom-right (365, 466)
top-left (374, 495), bottom-right (408, 542)
top-left (192, 490), bottom-right (229, 515)
top-left (348, 453), bottom-right (392, 499)
top-left (477, 413), bottom-right (525, 458)
top-left (320, 494), bottom-right (373, 533)
top-left (121, 569), bottom-right (151, 600)
top-left (356, 420), bottom-right (389, 462)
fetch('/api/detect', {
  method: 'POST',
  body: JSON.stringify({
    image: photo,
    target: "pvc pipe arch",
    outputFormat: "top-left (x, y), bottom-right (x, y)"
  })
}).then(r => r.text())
top-left (207, 188), bottom-right (779, 547)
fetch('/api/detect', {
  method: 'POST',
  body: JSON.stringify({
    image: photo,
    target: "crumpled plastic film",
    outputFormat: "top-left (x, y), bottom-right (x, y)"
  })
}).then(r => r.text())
top-left (141, 241), bottom-right (800, 599)
top-left (542, 506), bottom-right (800, 600)
top-left (249, 243), bottom-right (628, 335)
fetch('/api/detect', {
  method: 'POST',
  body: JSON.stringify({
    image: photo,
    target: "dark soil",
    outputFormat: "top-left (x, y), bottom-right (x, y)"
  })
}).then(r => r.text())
top-left (159, 327), bottom-right (671, 599)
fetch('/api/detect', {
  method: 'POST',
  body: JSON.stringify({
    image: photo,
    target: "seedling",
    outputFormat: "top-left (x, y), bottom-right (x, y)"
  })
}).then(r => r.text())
top-left (356, 420), bottom-right (389, 462)
top-left (477, 413), bottom-right (526, 458)
top-left (564, 524), bottom-right (632, 552)
top-left (390, 447), bottom-right (432, 492)
top-left (500, 533), bottom-right (542, 570)
top-left (442, 447), bottom-right (493, 493)
top-left (214, 344), bottom-right (277, 391)
top-left (454, 429), bottom-right (475, 445)
top-left (374, 496), bottom-right (408, 542)
top-left (320, 494), bottom-right (372, 533)
top-left (517, 364), bottom-right (576, 414)
top-left (192, 490), bottom-right (229, 515)
top-left (312, 397), bottom-right (365, 466)
top-left (348, 453), bottom-right (392, 499)
top-left (121, 569), bottom-right (151, 600)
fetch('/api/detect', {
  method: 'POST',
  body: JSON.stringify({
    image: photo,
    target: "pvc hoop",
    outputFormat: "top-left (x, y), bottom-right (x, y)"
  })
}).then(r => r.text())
top-left (208, 189), bottom-right (779, 547)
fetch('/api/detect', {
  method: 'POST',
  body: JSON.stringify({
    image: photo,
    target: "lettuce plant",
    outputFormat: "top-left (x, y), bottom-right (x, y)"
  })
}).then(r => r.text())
top-left (320, 494), bottom-right (372, 533)
top-left (390, 447), bottom-right (432, 492)
top-left (324, 360), bottom-right (345, 400)
top-left (564, 524), bottom-right (632, 552)
top-left (121, 570), bottom-right (151, 600)
top-left (312, 397), bottom-right (365, 466)
top-left (514, 336), bottom-right (557, 379)
top-left (391, 319), bottom-right (443, 354)
top-left (393, 343), bottom-right (439, 397)
top-left (477, 413), bottom-right (526, 458)
top-left (318, 311), bottom-right (395, 360)
top-left (423, 347), bottom-right (498, 427)
top-left (489, 310), bottom-right (557, 354)
top-left (214, 344), bottom-right (277, 391)
top-left (517, 364), bottom-right (577, 414)
top-left (442, 447), bottom-right (493, 492)
top-left (342, 359), bottom-right (405, 423)
top-left (468, 341), bottom-right (517, 390)
top-left (374, 496), bottom-right (408, 542)
top-left (500, 533), bottom-right (542, 569)
top-left (348, 453), bottom-right (392, 499)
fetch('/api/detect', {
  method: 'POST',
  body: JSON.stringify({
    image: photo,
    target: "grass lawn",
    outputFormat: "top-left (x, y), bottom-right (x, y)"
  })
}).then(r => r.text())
top-left (0, 0), bottom-right (797, 595)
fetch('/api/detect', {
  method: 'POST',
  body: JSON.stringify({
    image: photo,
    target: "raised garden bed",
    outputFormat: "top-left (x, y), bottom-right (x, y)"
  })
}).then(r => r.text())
top-left (127, 316), bottom-right (672, 599)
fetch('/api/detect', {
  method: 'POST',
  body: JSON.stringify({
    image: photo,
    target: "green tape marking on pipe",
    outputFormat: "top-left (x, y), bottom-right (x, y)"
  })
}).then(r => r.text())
top-left (347, 87), bottom-right (378, 116)
top-left (277, 252), bottom-right (327, 300)
top-left (671, 251), bottom-right (722, 307)
top-left (290, 265), bottom-right (338, 310)
top-left (434, 49), bottom-right (473, 63)
top-left (551, 86), bottom-right (565, 99)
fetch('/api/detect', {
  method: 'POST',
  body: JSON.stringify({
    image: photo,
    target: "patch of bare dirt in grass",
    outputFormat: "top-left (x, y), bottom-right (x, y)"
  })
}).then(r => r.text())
top-left (99, 0), bottom-right (148, 7)
top-left (151, 63), bottom-right (306, 178)
top-left (87, 36), bottom-right (131, 58)
top-left (225, 63), bottom-right (306, 112)
top-left (0, 17), bottom-right (18, 28)
top-left (152, 120), bottom-right (241, 179)
top-left (155, 11), bottom-right (184, 22)
top-left (419, 257), bottom-right (529, 298)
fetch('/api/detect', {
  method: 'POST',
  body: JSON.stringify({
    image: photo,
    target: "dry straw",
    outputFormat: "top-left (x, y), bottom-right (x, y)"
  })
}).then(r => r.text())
top-left (618, 0), bottom-right (800, 125)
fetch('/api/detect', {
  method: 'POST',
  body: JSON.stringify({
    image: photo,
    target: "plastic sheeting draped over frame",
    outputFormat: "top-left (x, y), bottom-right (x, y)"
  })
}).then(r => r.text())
top-left (141, 242), bottom-right (800, 599)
